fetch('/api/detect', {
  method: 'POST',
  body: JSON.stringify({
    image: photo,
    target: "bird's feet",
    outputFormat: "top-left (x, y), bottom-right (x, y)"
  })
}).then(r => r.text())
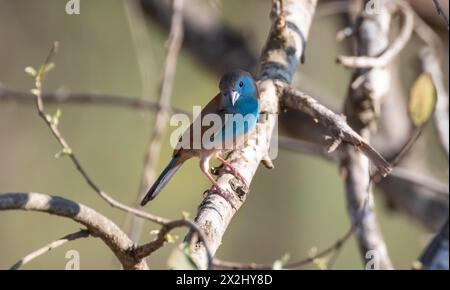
top-left (223, 166), bottom-right (247, 188)
top-left (206, 185), bottom-right (237, 210)
top-left (216, 156), bottom-right (248, 187)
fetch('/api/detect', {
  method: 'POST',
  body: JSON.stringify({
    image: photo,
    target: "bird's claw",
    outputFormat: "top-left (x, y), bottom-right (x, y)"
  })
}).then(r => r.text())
top-left (211, 164), bottom-right (247, 188)
top-left (210, 166), bottom-right (222, 176)
top-left (223, 166), bottom-right (248, 187)
top-left (207, 185), bottom-right (237, 210)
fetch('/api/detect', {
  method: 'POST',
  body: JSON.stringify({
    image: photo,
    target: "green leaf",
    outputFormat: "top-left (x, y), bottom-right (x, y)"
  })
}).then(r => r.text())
top-left (312, 257), bottom-right (328, 270)
top-left (45, 114), bottom-right (52, 123)
top-left (167, 242), bottom-right (199, 270)
top-left (63, 148), bottom-right (72, 155)
top-left (30, 88), bottom-right (40, 96)
top-left (308, 246), bottom-right (318, 258)
top-left (408, 73), bottom-right (437, 127)
top-left (25, 66), bottom-right (37, 77)
top-left (51, 109), bottom-right (62, 127)
top-left (272, 260), bottom-right (283, 270)
top-left (412, 261), bottom-right (423, 270)
top-left (181, 211), bottom-right (190, 219)
top-left (37, 62), bottom-right (55, 77)
top-left (165, 233), bottom-right (178, 244)
top-left (55, 147), bottom-right (72, 159)
top-left (149, 230), bottom-right (160, 236)
top-left (272, 253), bottom-right (290, 270)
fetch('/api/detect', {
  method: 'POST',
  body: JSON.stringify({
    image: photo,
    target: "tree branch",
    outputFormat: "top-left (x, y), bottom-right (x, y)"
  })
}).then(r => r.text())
top-left (19, 41), bottom-right (214, 269)
top-left (336, 0), bottom-right (414, 69)
top-left (338, 0), bottom-right (402, 269)
top-left (281, 87), bottom-right (392, 176)
top-left (124, 0), bottom-right (184, 244)
top-left (183, 0), bottom-right (318, 270)
top-left (124, 0), bottom-right (156, 99)
top-left (2, 84), bottom-right (445, 230)
top-left (10, 230), bottom-right (90, 270)
top-left (0, 193), bottom-right (147, 269)
top-left (213, 178), bottom-right (374, 270)
top-left (419, 218), bottom-right (449, 270)
top-left (432, 0), bottom-right (449, 29)
top-left (280, 134), bottom-right (449, 231)
top-left (139, 0), bottom-right (258, 75)
top-left (0, 84), bottom-right (171, 112)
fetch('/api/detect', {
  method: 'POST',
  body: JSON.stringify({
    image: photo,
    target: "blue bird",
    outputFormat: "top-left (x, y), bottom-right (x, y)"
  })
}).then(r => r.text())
top-left (141, 69), bottom-right (259, 206)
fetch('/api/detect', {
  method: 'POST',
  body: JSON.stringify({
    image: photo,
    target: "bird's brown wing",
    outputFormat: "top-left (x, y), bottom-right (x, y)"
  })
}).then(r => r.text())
top-left (173, 93), bottom-right (229, 157)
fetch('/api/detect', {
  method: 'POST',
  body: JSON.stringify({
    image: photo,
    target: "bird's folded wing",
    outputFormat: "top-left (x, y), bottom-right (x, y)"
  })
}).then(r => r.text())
top-left (173, 93), bottom-right (229, 155)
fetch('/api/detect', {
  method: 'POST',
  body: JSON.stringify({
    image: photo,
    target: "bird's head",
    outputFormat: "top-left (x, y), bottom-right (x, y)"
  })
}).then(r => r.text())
top-left (219, 69), bottom-right (258, 107)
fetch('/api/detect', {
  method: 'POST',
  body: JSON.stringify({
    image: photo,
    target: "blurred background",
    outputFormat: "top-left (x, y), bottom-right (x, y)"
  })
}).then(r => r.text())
top-left (0, 0), bottom-right (448, 269)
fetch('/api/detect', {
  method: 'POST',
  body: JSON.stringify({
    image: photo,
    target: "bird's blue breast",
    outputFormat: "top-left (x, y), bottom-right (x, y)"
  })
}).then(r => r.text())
top-left (219, 96), bottom-right (259, 144)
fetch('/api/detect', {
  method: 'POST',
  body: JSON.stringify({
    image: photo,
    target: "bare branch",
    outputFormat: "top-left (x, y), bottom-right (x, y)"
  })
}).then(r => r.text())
top-left (281, 87), bottom-right (392, 176)
top-left (391, 167), bottom-right (448, 197)
top-left (0, 84), bottom-right (179, 113)
top-left (378, 175), bottom-right (448, 232)
top-left (280, 134), bottom-right (449, 231)
top-left (135, 219), bottom-right (198, 259)
top-left (213, 222), bottom-right (354, 269)
top-left (336, 0), bottom-right (414, 69)
top-left (23, 42), bottom-right (214, 269)
top-left (139, 0), bottom-right (257, 75)
top-left (0, 193), bottom-right (147, 269)
top-left (124, 0), bottom-right (184, 244)
top-left (338, 0), bottom-right (397, 269)
top-left (213, 180), bottom-right (374, 270)
top-left (419, 218), bottom-right (449, 270)
top-left (432, 0), bottom-right (449, 29)
top-left (29, 44), bottom-right (169, 226)
top-left (278, 136), bottom-right (336, 160)
top-left (2, 86), bottom-right (445, 230)
top-left (1, 0), bottom-right (445, 271)
top-left (124, 0), bottom-right (156, 98)
top-left (184, 0), bottom-right (318, 269)
top-left (10, 230), bottom-right (90, 270)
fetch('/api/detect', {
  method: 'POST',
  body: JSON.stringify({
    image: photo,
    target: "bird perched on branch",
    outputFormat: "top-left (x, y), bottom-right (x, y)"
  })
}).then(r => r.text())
top-left (141, 69), bottom-right (260, 207)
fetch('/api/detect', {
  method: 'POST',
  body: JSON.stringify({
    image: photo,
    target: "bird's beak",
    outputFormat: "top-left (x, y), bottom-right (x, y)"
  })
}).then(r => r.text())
top-left (230, 90), bottom-right (240, 106)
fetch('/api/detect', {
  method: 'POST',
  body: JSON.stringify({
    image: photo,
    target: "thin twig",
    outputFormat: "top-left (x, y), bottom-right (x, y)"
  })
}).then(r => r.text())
top-left (390, 128), bottom-right (423, 167)
top-left (124, 0), bottom-right (185, 243)
top-left (138, 0), bottom-right (257, 75)
top-left (336, 0), bottom-right (414, 68)
top-left (2, 85), bottom-right (445, 199)
top-left (31, 43), bottom-right (168, 225)
top-left (390, 167), bottom-right (448, 197)
top-left (3, 78), bottom-right (445, 199)
top-left (124, 0), bottom-right (156, 99)
top-left (339, 0), bottom-right (395, 269)
top-left (28, 42), bottom-right (213, 269)
top-left (278, 135), bottom-right (448, 197)
top-left (213, 173), bottom-right (374, 270)
top-left (10, 230), bottom-right (90, 270)
top-left (281, 86), bottom-right (392, 177)
top-left (0, 84), bottom-right (181, 113)
top-left (0, 192), bottom-right (147, 269)
top-left (432, 0), bottom-right (449, 29)
top-left (419, 218), bottom-right (449, 269)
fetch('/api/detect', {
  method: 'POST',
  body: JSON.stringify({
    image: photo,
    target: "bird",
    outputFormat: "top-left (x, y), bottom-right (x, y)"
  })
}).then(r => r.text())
top-left (140, 69), bottom-right (259, 207)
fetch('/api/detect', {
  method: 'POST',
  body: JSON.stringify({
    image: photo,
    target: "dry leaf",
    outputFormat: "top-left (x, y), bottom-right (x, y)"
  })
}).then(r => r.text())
top-left (408, 73), bottom-right (436, 127)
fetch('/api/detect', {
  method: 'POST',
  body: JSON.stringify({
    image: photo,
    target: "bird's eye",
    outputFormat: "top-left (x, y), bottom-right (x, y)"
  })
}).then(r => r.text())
top-left (239, 81), bottom-right (244, 87)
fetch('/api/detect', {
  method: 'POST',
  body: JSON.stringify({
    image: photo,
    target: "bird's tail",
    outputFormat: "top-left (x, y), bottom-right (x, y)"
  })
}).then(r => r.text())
top-left (141, 155), bottom-right (183, 206)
